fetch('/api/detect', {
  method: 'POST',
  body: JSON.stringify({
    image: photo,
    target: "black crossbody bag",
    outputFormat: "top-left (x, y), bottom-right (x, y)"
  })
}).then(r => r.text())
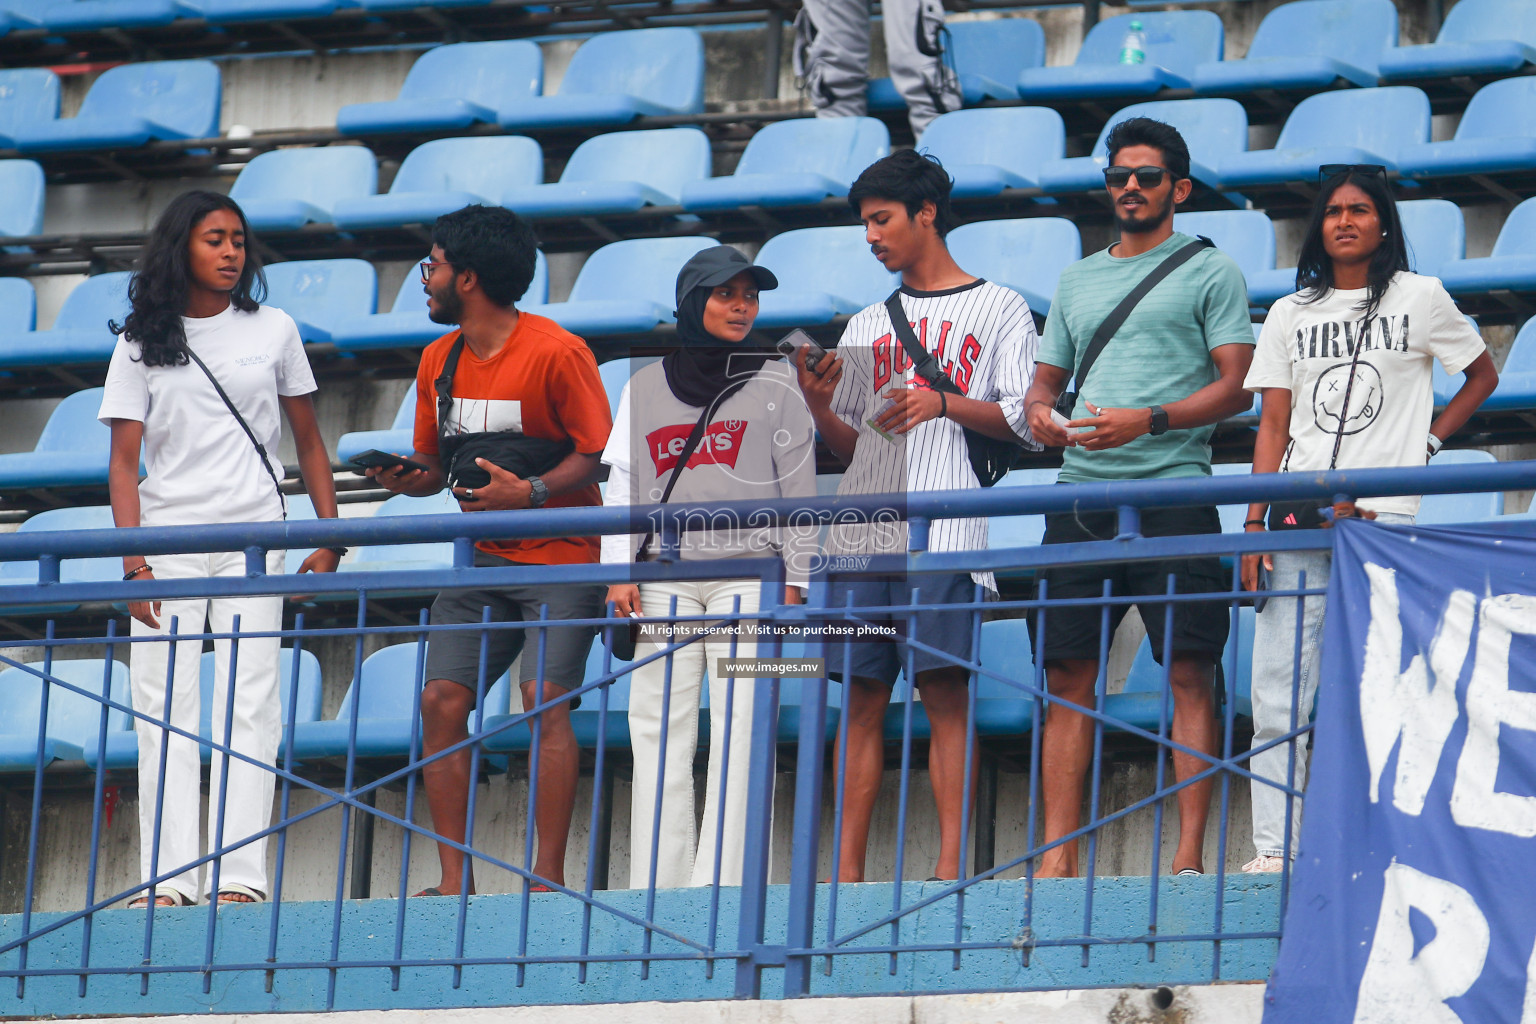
top-left (186, 349), bottom-right (287, 519)
top-left (434, 333), bottom-right (573, 489)
top-left (1055, 236), bottom-right (1215, 419)
top-left (884, 290), bottom-right (1019, 486)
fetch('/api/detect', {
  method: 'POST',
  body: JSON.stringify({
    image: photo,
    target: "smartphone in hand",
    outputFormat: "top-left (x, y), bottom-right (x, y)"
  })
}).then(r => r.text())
top-left (349, 450), bottom-right (429, 475)
top-left (776, 329), bottom-right (827, 374)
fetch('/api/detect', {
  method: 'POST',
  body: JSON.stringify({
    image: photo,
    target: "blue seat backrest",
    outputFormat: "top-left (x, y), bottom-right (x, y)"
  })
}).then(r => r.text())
top-left (357, 489), bottom-right (461, 565)
top-left (1, 659), bottom-right (131, 742)
top-left (0, 276), bottom-right (37, 333)
top-left (390, 136), bottom-right (543, 196)
top-left (1506, 318), bottom-right (1536, 375)
top-left (1491, 198), bottom-right (1536, 260)
top-left (1397, 199), bottom-right (1465, 275)
top-left (949, 18), bottom-right (1046, 83)
top-left (391, 250), bottom-right (547, 311)
top-left (1172, 210), bottom-right (1275, 279)
top-left (1453, 78), bottom-right (1536, 143)
top-left (558, 128), bottom-right (712, 194)
top-left (0, 68), bottom-right (60, 139)
top-left (566, 237), bottom-right (715, 305)
top-left (0, 159), bottom-right (44, 237)
top-left (52, 271), bottom-right (130, 332)
top-left (1243, 0), bottom-right (1397, 71)
top-left (78, 61), bottom-right (221, 139)
top-left (755, 226), bottom-right (898, 305)
top-left (1419, 448), bottom-right (1503, 522)
top-left (337, 643), bottom-right (512, 721)
top-left (390, 383), bottom-right (417, 431)
top-left (1092, 98), bottom-right (1249, 168)
top-left (230, 146), bottom-right (377, 207)
top-left (945, 218), bottom-right (1082, 303)
top-left (598, 356), bottom-right (660, 418)
top-left (1076, 11), bottom-right (1224, 71)
top-left (975, 618), bottom-right (1038, 700)
top-left (733, 117), bottom-right (890, 183)
top-left (918, 107), bottom-right (1064, 182)
top-left (13, 505), bottom-right (119, 583)
top-left (558, 28), bottom-right (703, 112)
top-left (578, 639), bottom-right (632, 711)
top-left (397, 40), bottom-right (542, 105)
top-left (264, 259), bottom-right (378, 326)
top-left (1436, 0), bottom-right (1536, 47)
top-left (1274, 87), bottom-right (1430, 158)
top-left (34, 387), bottom-right (109, 454)
top-left (197, 648), bottom-right (323, 737)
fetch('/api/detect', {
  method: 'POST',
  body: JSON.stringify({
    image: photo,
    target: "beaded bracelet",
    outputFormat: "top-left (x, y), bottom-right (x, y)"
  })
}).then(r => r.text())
top-left (123, 564), bottom-right (152, 580)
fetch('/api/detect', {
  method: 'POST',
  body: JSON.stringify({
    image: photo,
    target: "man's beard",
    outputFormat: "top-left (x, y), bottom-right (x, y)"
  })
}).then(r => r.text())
top-left (1114, 192), bottom-right (1174, 235)
top-left (427, 283), bottom-right (463, 325)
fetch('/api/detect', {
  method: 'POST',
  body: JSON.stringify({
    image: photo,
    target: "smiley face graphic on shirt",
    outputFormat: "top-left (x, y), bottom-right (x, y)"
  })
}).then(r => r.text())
top-left (1312, 361), bottom-right (1383, 436)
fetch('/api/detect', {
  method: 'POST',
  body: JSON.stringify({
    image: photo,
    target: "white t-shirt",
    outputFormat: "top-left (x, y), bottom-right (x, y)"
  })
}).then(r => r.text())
top-left (601, 359), bottom-right (818, 584)
top-left (823, 279), bottom-right (1040, 587)
top-left (98, 304), bottom-right (317, 527)
top-left (1244, 272), bottom-right (1485, 516)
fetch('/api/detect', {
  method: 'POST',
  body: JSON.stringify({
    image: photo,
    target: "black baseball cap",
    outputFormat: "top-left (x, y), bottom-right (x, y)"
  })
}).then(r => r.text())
top-left (674, 245), bottom-right (778, 307)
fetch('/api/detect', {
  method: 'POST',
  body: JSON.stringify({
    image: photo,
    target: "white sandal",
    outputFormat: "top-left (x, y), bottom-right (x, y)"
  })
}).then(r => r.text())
top-left (215, 883), bottom-right (266, 904)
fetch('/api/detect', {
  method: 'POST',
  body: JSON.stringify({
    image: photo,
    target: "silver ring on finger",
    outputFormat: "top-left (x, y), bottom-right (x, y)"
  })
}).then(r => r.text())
top-left (465, 489), bottom-right (474, 500)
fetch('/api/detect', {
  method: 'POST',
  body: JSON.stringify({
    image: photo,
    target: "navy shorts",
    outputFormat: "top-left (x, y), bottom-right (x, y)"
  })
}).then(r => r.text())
top-left (821, 572), bottom-right (987, 687)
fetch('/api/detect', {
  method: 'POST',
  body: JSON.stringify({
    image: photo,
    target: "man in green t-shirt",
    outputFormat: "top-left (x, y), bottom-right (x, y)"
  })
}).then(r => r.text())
top-left (1022, 118), bottom-right (1255, 880)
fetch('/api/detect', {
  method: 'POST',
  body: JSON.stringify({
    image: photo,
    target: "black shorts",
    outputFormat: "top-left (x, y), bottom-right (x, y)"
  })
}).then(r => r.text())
top-left (425, 552), bottom-right (605, 704)
top-left (1030, 504), bottom-right (1230, 665)
top-left (822, 572), bottom-right (987, 687)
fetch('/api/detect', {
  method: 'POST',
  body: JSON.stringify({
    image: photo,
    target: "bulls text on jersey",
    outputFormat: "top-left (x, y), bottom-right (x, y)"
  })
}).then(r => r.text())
top-left (872, 316), bottom-right (982, 395)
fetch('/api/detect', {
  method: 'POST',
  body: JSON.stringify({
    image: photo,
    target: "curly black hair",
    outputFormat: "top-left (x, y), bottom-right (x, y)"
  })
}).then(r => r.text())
top-left (431, 205), bottom-right (540, 307)
top-left (848, 150), bottom-right (957, 238)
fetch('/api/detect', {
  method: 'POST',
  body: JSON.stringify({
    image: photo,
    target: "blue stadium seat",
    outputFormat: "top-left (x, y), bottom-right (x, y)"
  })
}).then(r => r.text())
top-left (532, 236), bottom-right (715, 337)
top-left (497, 28), bottom-right (704, 131)
top-left (752, 226), bottom-right (898, 329)
top-left (483, 637), bottom-right (633, 752)
top-left (0, 388), bottom-right (113, 491)
top-left (0, 505), bottom-right (121, 616)
top-left (918, 107), bottom-right (1065, 198)
top-left (869, 18), bottom-right (1046, 109)
top-left (503, 128), bottom-right (710, 219)
top-left (1379, 0), bottom-right (1536, 82)
top-left (336, 41), bottom-right (542, 135)
top-left (1485, 317), bottom-right (1536, 412)
top-left (189, 0), bottom-right (345, 23)
top-left (0, 271), bottom-right (129, 368)
top-left (1037, 98), bottom-right (1248, 194)
top-left (881, 617), bottom-right (1037, 742)
top-left (0, 68), bottom-right (59, 149)
top-left (1191, 0), bottom-right (1397, 95)
top-left (11, 0), bottom-right (183, 31)
top-left (1437, 197), bottom-right (1536, 302)
top-left (990, 467), bottom-right (1057, 556)
top-left (1249, 199), bottom-right (1464, 306)
top-left (1397, 79), bottom-right (1536, 183)
top-left (945, 218), bottom-right (1081, 316)
top-left (9, 61), bottom-right (220, 153)
top-left (1113, 605), bottom-right (1255, 727)
top-left (680, 117), bottom-right (889, 212)
top-left (331, 251), bottom-right (547, 353)
top-left (1417, 448), bottom-right (1504, 523)
top-left (354, 0), bottom-right (491, 9)
top-left (229, 146), bottom-right (378, 233)
top-left (598, 356), bottom-right (660, 419)
top-left (0, 277), bottom-right (36, 334)
top-left (0, 659), bottom-right (130, 770)
top-left (349, 490), bottom-right (460, 573)
top-left (337, 384), bottom-right (417, 464)
top-left (263, 259), bottom-right (377, 344)
top-left (1216, 88), bottom-right (1431, 190)
top-left (1017, 11), bottom-right (1223, 102)
top-left (291, 643), bottom-right (511, 761)
top-left (0, 160), bottom-right (44, 238)
top-left (332, 137), bottom-right (542, 231)
top-left (1171, 210), bottom-right (1275, 285)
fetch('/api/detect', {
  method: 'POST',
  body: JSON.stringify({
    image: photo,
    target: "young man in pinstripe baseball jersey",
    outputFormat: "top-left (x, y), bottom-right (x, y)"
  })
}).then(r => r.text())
top-left (793, 150), bottom-right (1040, 883)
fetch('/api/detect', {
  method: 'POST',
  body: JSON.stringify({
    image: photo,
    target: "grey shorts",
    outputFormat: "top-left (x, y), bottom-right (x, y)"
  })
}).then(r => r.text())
top-left (425, 552), bottom-right (605, 703)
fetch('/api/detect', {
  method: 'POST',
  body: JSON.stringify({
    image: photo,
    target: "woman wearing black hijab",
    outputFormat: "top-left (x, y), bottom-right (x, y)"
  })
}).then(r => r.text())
top-left (600, 245), bottom-right (818, 889)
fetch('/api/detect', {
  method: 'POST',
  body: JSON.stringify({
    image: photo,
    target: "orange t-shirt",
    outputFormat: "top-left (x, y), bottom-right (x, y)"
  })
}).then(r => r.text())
top-left (414, 312), bottom-right (611, 565)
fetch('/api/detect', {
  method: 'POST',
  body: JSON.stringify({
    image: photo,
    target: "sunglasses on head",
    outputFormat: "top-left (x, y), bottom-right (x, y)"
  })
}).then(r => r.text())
top-left (1103, 165), bottom-right (1173, 189)
top-left (1317, 163), bottom-right (1388, 185)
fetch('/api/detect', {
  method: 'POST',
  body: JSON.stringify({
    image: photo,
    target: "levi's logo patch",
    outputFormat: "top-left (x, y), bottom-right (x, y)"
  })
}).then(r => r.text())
top-left (647, 420), bottom-right (748, 475)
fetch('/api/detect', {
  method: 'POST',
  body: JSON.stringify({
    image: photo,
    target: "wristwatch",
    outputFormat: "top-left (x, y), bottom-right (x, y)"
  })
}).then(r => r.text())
top-left (527, 475), bottom-right (549, 508)
top-left (1148, 405), bottom-right (1170, 436)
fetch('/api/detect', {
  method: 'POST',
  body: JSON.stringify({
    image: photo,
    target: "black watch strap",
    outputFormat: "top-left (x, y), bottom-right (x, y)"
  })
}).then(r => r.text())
top-left (1148, 405), bottom-right (1169, 436)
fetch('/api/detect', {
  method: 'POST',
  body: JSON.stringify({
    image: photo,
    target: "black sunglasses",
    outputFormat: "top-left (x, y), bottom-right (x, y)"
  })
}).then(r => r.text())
top-left (1103, 164), bottom-right (1174, 189)
top-left (1318, 163), bottom-right (1388, 185)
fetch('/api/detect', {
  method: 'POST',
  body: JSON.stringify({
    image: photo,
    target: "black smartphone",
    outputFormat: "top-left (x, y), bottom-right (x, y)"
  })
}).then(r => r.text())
top-left (349, 449), bottom-right (429, 475)
top-left (1253, 563), bottom-right (1271, 613)
top-left (776, 329), bottom-right (827, 374)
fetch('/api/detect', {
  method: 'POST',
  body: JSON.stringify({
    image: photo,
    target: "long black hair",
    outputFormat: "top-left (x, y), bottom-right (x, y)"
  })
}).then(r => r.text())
top-left (112, 190), bottom-right (266, 367)
top-left (1294, 169), bottom-right (1410, 322)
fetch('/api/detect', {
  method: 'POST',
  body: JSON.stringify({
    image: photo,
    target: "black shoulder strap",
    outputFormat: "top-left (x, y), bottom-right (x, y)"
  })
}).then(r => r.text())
top-left (186, 347), bottom-right (286, 515)
top-left (884, 291), bottom-right (961, 395)
top-left (635, 403), bottom-right (714, 561)
top-left (435, 332), bottom-right (467, 438)
top-left (1072, 235), bottom-right (1215, 397)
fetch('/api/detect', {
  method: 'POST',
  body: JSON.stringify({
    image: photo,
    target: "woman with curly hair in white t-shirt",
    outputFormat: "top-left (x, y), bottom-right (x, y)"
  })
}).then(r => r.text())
top-left (1238, 165), bottom-right (1499, 873)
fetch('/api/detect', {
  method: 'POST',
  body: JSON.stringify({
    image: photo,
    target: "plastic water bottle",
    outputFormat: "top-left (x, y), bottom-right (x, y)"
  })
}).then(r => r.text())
top-left (1119, 20), bottom-right (1146, 65)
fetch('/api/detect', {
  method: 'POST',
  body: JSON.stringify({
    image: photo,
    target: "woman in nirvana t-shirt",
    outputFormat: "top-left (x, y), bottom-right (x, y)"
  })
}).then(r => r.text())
top-left (602, 246), bottom-right (817, 889)
top-left (1238, 166), bottom-right (1499, 873)
top-left (99, 191), bottom-right (342, 907)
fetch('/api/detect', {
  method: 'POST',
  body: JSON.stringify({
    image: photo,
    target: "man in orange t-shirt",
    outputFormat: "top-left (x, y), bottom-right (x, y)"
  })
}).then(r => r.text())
top-left (367, 205), bottom-right (611, 896)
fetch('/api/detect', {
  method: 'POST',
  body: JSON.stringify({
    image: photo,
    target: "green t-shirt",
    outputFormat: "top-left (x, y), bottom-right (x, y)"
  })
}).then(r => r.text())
top-left (1039, 231), bottom-right (1254, 483)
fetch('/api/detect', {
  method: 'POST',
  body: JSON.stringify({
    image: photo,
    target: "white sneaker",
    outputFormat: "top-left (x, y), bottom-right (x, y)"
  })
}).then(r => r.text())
top-left (1241, 855), bottom-right (1286, 873)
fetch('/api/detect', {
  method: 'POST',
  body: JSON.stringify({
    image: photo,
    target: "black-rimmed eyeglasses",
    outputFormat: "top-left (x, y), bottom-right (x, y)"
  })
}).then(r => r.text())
top-left (419, 259), bottom-right (453, 284)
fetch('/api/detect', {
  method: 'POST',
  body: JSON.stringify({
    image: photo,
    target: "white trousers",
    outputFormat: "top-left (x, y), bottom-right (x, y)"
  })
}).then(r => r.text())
top-left (628, 578), bottom-right (768, 889)
top-left (130, 549), bottom-right (283, 901)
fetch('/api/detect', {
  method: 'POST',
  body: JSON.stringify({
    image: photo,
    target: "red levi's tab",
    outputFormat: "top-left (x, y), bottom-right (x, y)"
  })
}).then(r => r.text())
top-left (648, 419), bottom-right (749, 475)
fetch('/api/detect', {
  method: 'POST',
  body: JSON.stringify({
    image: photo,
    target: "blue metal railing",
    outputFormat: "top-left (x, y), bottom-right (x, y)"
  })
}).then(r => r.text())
top-left (0, 461), bottom-right (1529, 1013)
